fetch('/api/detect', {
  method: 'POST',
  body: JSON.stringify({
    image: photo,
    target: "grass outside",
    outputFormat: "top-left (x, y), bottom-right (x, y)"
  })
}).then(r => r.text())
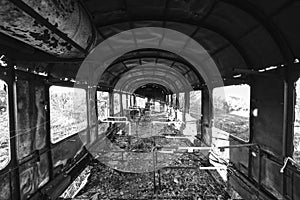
top-left (214, 111), bottom-right (249, 142)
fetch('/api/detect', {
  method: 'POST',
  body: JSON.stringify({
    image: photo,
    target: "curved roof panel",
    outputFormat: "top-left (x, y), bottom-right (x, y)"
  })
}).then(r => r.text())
top-left (1, 0), bottom-right (299, 85)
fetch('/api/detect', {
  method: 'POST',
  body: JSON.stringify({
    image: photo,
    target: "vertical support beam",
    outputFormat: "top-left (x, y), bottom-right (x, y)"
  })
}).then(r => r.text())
top-left (110, 92), bottom-right (114, 116)
top-left (120, 93), bottom-right (123, 116)
top-left (130, 94), bottom-right (133, 107)
top-left (284, 64), bottom-right (297, 158)
top-left (185, 91), bottom-right (190, 115)
top-left (126, 94), bottom-right (129, 109)
top-left (175, 93), bottom-right (179, 120)
top-left (94, 88), bottom-right (99, 140)
top-left (45, 80), bottom-right (54, 181)
top-left (133, 94), bottom-right (136, 106)
top-left (248, 77), bottom-right (254, 179)
top-left (283, 64), bottom-right (297, 197)
top-left (182, 92), bottom-right (188, 123)
top-left (201, 88), bottom-right (213, 146)
top-left (86, 85), bottom-right (90, 144)
top-left (7, 61), bottom-right (21, 200)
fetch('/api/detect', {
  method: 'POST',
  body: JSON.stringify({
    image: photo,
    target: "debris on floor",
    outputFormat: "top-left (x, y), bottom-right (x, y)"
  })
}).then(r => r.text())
top-left (74, 152), bottom-right (231, 200)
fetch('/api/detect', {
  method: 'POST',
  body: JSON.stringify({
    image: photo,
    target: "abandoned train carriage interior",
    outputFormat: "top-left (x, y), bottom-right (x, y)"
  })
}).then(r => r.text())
top-left (1, 0), bottom-right (300, 199)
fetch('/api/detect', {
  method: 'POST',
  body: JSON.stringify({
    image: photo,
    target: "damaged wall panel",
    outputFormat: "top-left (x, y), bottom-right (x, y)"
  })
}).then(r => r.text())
top-left (19, 152), bottom-right (49, 200)
top-left (0, 173), bottom-right (10, 200)
top-left (34, 84), bottom-right (47, 150)
top-left (16, 79), bottom-right (32, 160)
top-left (16, 79), bottom-right (47, 160)
top-left (251, 75), bottom-right (285, 156)
top-left (201, 88), bottom-right (213, 145)
top-left (51, 134), bottom-right (85, 177)
top-left (250, 74), bottom-right (285, 198)
top-left (0, 0), bottom-right (96, 58)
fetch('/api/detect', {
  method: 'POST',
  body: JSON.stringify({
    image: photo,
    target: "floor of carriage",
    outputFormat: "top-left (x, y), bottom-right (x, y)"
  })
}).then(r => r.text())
top-left (60, 111), bottom-right (242, 200)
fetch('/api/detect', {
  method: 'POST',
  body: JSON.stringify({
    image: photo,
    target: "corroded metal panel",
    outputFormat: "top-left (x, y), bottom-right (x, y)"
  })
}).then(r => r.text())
top-left (22, 0), bottom-right (94, 50)
top-left (37, 153), bottom-right (50, 188)
top-left (251, 75), bottom-right (284, 156)
top-left (51, 134), bottom-right (85, 177)
top-left (19, 152), bottom-right (49, 200)
top-left (16, 80), bottom-right (32, 160)
top-left (89, 88), bottom-right (97, 127)
top-left (0, 0), bottom-right (95, 58)
top-left (0, 173), bottom-right (10, 200)
top-left (34, 84), bottom-right (47, 150)
top-left (16, 79), bottom-right (47, 160)
top-left (19, 164), bottom-right (36, 200)
top-left (90, 126), bottom-right (97, 143)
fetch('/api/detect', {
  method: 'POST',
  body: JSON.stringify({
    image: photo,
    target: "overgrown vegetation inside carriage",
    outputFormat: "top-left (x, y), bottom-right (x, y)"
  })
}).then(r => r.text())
top-left (58, 97), bottom-right (241, 199)
top-left (73, 156), bottom-right (231, 200)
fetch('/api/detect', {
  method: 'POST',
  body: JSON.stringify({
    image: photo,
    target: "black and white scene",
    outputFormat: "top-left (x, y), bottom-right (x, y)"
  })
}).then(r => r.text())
top-left (1, 0), bottom-right (300, 200)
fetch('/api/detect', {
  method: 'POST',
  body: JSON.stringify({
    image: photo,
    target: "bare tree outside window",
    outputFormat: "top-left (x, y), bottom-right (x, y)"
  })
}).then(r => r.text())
top-left (50, 86), bottom-right (87, 143)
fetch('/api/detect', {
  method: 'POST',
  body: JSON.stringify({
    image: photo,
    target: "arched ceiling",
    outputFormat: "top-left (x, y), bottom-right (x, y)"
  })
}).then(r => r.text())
top-left (1, 0), bottom-right (299, 87)
top-left (113, 63), bottom-right (193, 93)
top-left (100, 49), bottom-right (203, 90)
top-left (84, 0), bottom-right (295, 67)
top-left (134, 84), bottom-right (171, 101)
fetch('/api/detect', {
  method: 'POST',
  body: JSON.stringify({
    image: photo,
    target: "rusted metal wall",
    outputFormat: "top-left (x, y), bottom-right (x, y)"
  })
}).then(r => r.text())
top-left (251, 75), bottom-right (285, 156)
top-left (201, 88), bottom-right (212, 145)
top-left (16, 79), bottom-right (47, 160)
top-left (0, 173), bottom-right (10, 200)
top-left (51, 134), bottom-right (85, 177)
top-left (250, 74), bottom-right (285, 198)
top-left (229, 139), bottom-right (250, 174)
top-left (15, 77), bottom-right (50, 200)
top-left (0, 0), bottom-right (96, 58)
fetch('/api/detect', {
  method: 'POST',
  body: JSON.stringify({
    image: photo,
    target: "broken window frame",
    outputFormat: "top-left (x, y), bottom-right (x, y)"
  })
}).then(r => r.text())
top-left (212, 84), bottom-right (251, 142)
top-left (0, 79), bottom-right (10, 171)
top-left (49, 85), bottom-right (88, 144)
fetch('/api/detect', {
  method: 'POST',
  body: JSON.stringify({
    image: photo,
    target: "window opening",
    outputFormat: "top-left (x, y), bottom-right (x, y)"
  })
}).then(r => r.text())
top-left (213, 84), bottom-right (250, 141)
top-left (0, 80), bottom-right (10, 169)
top-left (50, 86), bottom-right (87, 143)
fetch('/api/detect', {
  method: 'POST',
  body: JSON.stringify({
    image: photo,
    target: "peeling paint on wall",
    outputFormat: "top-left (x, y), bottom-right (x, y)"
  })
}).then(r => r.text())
top-left (0, 0), bottom-right (94, 58)
top-left (0, 173), bottom-right (10, 200)
top-left (16, 80), bottom-right (32, 160)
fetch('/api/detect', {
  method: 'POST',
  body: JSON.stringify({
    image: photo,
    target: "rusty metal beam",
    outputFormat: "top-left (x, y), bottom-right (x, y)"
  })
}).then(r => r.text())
top-left (9, 0), bottom-right (88, 55)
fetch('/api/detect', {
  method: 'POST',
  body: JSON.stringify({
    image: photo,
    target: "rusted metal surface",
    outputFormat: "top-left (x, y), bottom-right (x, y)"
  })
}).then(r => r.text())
top-left (0, 173), bottom-right (10, 200)
top-left (0, 0), bottom-right (95, 58)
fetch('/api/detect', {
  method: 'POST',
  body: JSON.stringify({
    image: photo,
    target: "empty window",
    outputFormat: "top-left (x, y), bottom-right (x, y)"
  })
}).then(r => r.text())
top-left (189, 91), bottom-right (202, 119)
top-left (179, 93), bottom-right (185, 111)
top-left (50, 86), bottom-right (87, 143)
top-left (113, 93), bottom-right (121, 114)
top-left (0, 80), bottom-right (10, 170)
top-left (172, 94), bottom-right (177, 108)
top-left (122, 94), bottom-right (127, 110)
top-left (213, 84), bottom-right (250, 141)
top-left (97, 91), bottom-right (109, 120)
top-left (153, 101), bottom-right (160, 112)
top-left (167, 95), bottom-right (171, 106)
top-left (136, 96), bottom-right (146, 108)
top-left (294, 79), bottom-right (300, 164)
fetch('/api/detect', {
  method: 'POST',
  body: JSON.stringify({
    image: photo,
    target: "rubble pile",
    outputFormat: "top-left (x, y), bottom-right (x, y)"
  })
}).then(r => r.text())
top-left (74, 113), bottom-right (231, 199)
top-left (158, 124), bottom-right (181, 136)
top-left (75, 152), bottom-right (230, 200)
